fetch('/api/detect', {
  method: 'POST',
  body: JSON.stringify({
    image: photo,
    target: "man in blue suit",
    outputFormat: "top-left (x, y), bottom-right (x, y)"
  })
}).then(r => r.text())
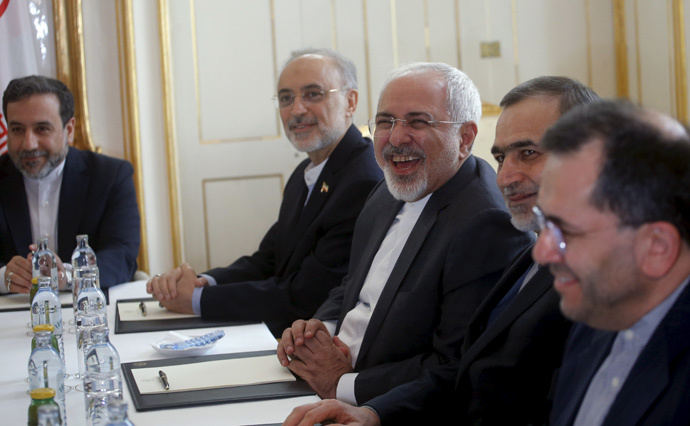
top-left (533, 100), bottom-right (690, 426)
top-left (0, 75), bottom-right (140, 291)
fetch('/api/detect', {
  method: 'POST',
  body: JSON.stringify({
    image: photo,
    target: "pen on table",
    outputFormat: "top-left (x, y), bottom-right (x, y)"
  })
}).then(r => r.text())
top-left (139, 301), bottom-right (147, 316)
top-left (159, 370), bottom-right (169, 390)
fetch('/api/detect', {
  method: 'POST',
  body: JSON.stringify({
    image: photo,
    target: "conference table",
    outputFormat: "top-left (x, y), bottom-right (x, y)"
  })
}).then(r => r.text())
top-left (0, 281), bottom-right (320, 425)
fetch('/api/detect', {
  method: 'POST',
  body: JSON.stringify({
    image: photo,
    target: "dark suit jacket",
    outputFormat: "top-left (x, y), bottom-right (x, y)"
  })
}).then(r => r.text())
top-left (0, 147), bottom-right (140, 288)
top-left (199, 125), bottom-right (383, 336)
top-left (314, 155), bottom-right (534, 404)
top-left (368, 245), bottom-right (571, 425)
top-left (550, 281), bottom-right (690, 426)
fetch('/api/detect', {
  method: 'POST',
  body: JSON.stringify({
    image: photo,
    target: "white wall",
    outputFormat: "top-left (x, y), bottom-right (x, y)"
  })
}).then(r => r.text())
top-left (78, 0), bottom-right (684, 274)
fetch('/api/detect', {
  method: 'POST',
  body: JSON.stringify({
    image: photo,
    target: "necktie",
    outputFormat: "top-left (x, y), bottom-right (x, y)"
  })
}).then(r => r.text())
top-left (486, 265), bottom-right (531, 326)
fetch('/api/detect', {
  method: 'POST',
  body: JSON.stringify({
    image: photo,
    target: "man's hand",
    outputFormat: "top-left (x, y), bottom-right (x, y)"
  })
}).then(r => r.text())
top-left (286, 329), bottom-right (353, 399)
top-left (5, 255), bottom-right (33, 293)
top-left (277, 319), bottom-right (331, 367)
top-left (27, 244), bottom-right (68, 290)
top-left (283, 400), bottom-right (381, 426)
top-left (156, 263), bottom-right (197, 314)
top-left (147, 262), bottom-right (200, 300)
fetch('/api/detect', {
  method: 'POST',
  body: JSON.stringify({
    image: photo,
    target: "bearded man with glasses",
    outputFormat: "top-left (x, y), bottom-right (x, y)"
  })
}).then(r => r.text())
top-left (148, 48), bottom-right (382, 337)
top-left (277, 62), bottom-right (532, 407)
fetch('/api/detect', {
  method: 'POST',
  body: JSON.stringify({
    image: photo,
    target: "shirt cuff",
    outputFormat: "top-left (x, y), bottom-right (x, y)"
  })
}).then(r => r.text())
top-left (0, 266), bottom-right (8, 294)
top-left (324, 320), bottom-right (337, 337)
top-left (336, 372), bottom-right (359, 405)
top-left (200, 273), bottom-right (217, 287)
top-left (191, 286), bottom-right (204, 315)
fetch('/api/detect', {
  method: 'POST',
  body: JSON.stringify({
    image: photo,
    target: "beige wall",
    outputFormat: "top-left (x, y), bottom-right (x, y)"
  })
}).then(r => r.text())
top-left (77, 0), bottom-right (688, 275)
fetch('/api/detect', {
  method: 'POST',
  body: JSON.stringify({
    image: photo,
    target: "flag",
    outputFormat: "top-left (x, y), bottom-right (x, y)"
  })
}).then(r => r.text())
top-left (0, 0), bottom-right (58, 156)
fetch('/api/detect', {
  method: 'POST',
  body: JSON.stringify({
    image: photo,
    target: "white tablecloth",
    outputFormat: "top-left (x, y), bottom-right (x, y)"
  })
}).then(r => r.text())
top-left (0, 280), bottom-right (319, 425)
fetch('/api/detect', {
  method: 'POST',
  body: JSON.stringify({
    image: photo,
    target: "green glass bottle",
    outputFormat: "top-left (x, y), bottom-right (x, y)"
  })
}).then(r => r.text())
top-left (27, 388), bottom-right (61, 426)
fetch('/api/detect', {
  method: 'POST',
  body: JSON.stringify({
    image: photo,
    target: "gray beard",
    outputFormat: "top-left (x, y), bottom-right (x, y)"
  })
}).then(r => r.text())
top-left (11, 143), bottom-right (68, 179)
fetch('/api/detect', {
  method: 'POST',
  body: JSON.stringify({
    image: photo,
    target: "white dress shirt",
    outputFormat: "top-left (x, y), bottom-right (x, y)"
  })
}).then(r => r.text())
top-left (0, 160), bottom-right (65, 294)
top-left (335, 194), bottom-right (430, 404)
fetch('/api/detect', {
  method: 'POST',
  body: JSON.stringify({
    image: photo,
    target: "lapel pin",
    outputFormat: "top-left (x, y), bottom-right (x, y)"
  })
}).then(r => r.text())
top-left (320, 182), bottom-right (329, 193)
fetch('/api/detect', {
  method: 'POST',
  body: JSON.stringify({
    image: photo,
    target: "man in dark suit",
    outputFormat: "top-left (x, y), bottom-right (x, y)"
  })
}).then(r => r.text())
top-left (277, 62), bottom-right (532, 406)
top-left (148, 49), bottom-right (383, 336)
top-left (0, 75), bottom-right (140, 292)
top-left (282, 77), bottom-right (599, 426)
top-left (533, 100), bottom-right (690, 425)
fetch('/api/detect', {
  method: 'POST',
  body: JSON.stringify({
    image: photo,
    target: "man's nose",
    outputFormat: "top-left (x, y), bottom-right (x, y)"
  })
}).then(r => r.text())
top-left (497, 155), bottom-right (524, 189)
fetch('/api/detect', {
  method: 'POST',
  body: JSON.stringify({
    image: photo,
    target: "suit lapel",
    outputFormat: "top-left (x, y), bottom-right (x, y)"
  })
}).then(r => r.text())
top-left (352, 156), bottom-right (478, 366)
top-left (602, 283), bottom-right (690, 425)
top-left (276, 125), bottom-right (363, 273)
top-left (354, 192), bottom-right (442, 366)
top-left (459, 247), bottom-right (545, 363)
top-left (337, 193), bottom-right (403, 329)
top-left (276, 161), bottom-right (309, 272)
top-left (555, 326), bottom-right (616, 426)
top-left (0, 162), bottom-right (32, 254)
top-left (57, 149), bottom-right (88, 259)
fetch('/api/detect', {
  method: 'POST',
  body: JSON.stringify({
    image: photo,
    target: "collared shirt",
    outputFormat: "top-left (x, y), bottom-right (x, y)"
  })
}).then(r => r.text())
top-left (25, 160), bottom-right (65, 252)
top-left (574, 275), bottom-right (690, 426)
top-left (0, 161), bottom-right (66, 294)
top-left (192, 158), bottom-right (328, 314)
top-left (335, 194), bottom-right (431, 405)
top-left (303, 158), bottom-right (327, 205)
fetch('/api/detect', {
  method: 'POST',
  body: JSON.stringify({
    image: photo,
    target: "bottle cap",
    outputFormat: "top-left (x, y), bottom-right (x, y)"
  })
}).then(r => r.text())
top-left (32, 324), bottom-right (55, 333)
top-left (30, 388), bottom-right (56, 400)
top-left (31, 277), bottom-right (38, 285)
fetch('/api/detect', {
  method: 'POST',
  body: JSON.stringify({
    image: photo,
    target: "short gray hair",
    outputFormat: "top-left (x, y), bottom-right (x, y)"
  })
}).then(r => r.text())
top-left (282, 48), bottom-right (358, 90)
top-left (380, 62), bottom-right (482, 124)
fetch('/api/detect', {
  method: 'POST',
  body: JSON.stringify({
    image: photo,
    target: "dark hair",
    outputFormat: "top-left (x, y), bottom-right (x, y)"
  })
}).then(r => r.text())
top-left (2, 75), bottom-right (74, 126)
top-left (500, 76), bottom-right (600, 114)
top-left (542, 99), bottom-right (690, 245)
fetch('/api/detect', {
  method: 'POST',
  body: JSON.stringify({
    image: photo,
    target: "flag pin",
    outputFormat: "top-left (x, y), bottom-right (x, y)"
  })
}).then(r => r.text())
top-left (320, 182), bottom-right (329, 193)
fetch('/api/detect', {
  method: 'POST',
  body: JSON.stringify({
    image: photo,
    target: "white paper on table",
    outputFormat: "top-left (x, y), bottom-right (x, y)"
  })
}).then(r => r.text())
top-left (131, 355), bottom-right (295, 394)
top-left (0, 291), bottom-right (72, 310)
top-left (118, 300), bottom-right (197, 321)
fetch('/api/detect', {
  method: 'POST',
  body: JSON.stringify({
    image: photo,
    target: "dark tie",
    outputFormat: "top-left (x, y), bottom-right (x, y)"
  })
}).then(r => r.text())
top-left (486, 264), bottom-right (532, 326)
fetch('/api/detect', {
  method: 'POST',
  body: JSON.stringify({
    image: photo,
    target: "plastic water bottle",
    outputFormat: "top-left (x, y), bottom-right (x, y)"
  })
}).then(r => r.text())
top-left (75, 312), bottom-right (107, 380)
top-left (28, 332), bottom-right (66, 423)
top-left (76, 273), bottom-right (107, 320)
top-left (31, 277), bottom-right (65, 369)
top-left (72, 234), bottom-right (100, 307)
top-left (158, 329), bottom-right (225, 350)
top-left (104, 398), bottom-right (135, 425)
top-left (28, 388), bottom-right (61, 426)
top-left (33, 236), bottom-right (59, 293)
top-left (31, 324), bottom-right (60, 354)
top-left (30, 277), bottom-right (39, 304)
top-left (84, 327), bottom-right (123, 426)
top-left (37, 402), bottom-right (62, 426)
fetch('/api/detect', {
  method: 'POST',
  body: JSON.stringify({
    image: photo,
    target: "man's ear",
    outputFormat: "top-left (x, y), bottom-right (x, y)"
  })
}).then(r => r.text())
top-left (635, 221), bottom-right (681, 278)
top-left (458, 121), bottom-right (477, 159)
top-left (64, 117), bottom-right (76, 145)
top-left (345, 89), bottom-right (358, 118)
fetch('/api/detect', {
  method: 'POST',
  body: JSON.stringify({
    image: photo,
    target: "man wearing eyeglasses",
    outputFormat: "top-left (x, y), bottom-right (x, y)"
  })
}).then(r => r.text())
top-left (277, 62), bottom-right (532, 406)
top-left (535, 101), bottom-right (690, 426)
top-left (148, 48), bottom-right (382, 337)
top-left (282, 77), bottom-right (600, 426)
